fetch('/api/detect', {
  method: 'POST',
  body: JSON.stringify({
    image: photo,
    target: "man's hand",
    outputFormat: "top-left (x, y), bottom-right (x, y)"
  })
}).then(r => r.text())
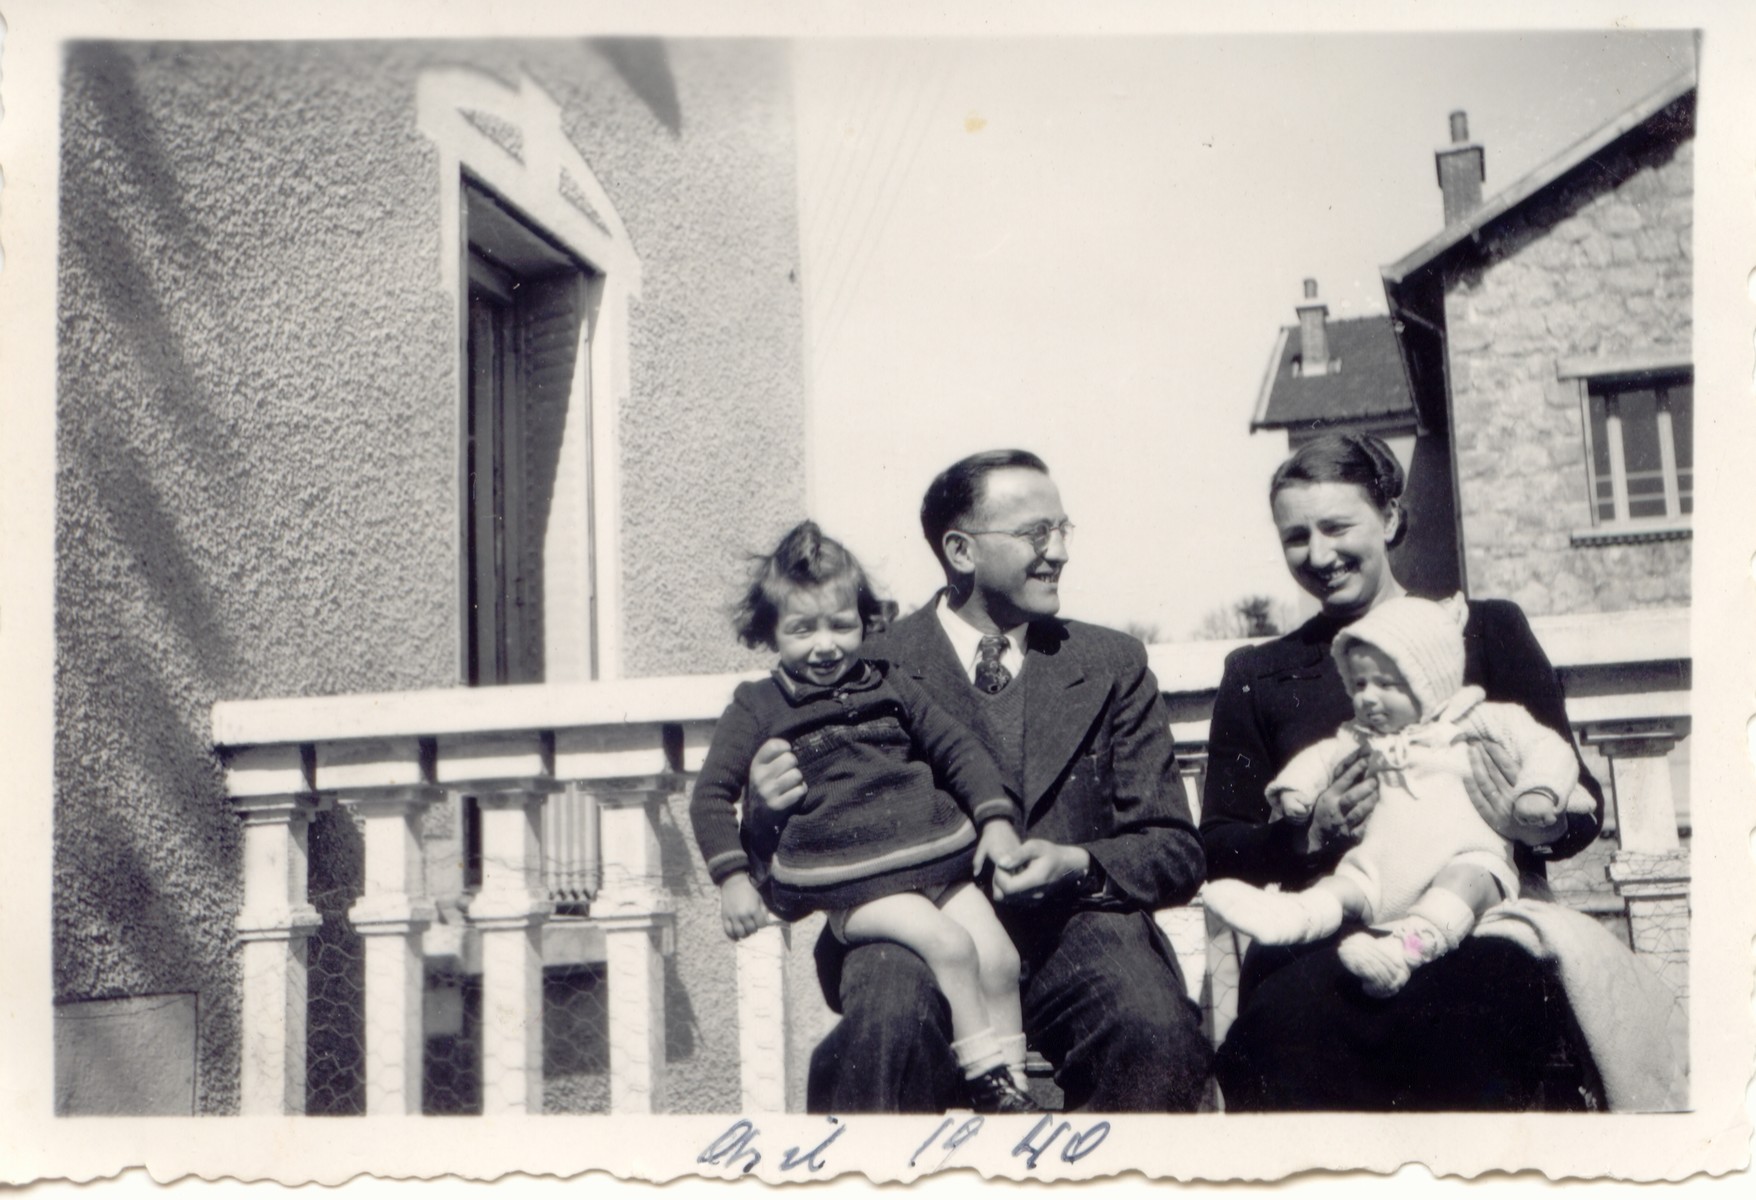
top-left (1308, 745), bottom-right (1379, 850)
top-left (719, 873), bottom-right (767, 940)
top-left (1464, 739), bottom-right (1568, 846)
top-left (749, 737), bottom-right (806, 812)
top-left (973, 817), bottom-right (1022, 877)
top-left (990, 838), bottom-right (1090, 904)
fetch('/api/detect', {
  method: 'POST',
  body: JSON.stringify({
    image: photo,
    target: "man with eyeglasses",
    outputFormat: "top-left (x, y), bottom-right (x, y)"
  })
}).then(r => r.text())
top-left (750, 448), bottom-right (1212, 1112)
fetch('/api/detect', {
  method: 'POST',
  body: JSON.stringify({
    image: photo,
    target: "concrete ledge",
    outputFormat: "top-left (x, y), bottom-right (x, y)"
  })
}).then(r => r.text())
top-left (214, 671), bottom-right (763, 748)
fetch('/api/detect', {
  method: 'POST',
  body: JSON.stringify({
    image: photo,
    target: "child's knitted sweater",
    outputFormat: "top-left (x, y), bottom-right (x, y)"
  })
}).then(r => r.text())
top-left (690, 659), bottom-right (1019, 920)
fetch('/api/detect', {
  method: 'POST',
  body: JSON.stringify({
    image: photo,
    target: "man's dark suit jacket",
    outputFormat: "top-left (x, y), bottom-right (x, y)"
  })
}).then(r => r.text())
top-left (813, 597), bottom-right (1206, 1006)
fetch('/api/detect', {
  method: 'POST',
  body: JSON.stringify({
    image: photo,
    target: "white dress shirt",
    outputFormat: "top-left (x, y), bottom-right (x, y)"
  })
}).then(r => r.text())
top-left (934, 595), bottom-right (1028, 684)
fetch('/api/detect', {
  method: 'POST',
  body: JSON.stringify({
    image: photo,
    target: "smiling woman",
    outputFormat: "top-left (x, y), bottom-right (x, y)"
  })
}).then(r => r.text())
top-left (1201, 433), bottom-right (1611, 1111)
top-left (1267, 432), bottom-right (1409, 613)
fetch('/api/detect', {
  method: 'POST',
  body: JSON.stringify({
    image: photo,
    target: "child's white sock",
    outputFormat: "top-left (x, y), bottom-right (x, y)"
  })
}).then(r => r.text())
top-left (1205, 878), bottom-right (1344, 944)
top-left (999, 1033), bottom-right (1029, 1090)
top-left (951, 1028), bottom-right (1006, 1081)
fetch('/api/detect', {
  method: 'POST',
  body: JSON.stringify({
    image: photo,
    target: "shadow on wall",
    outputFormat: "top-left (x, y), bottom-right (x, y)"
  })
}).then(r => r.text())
top-left (591, 39), bottom-right (682, 137)
top-left (56, 42), bottom-right (262, 1113)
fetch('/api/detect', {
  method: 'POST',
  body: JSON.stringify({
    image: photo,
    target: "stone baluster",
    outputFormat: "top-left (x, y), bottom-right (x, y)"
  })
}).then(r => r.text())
top-left (555, 728), bottom-right (677, 1116)
top-left (1175, 746), bottom-right (1209, 825)
top-left (735, 922), bottom-right (790, 1113)
top-left (324, 738), bottom-right (438, 1116)
top-left (1589, 721), bottom-right (1690, 1010)
top-left (438, 732), bottom-right (557, 1115)
top-left (594, 783), bottom-right (676, 1115)
top-left (229, 745), bottom-right (324, 1115)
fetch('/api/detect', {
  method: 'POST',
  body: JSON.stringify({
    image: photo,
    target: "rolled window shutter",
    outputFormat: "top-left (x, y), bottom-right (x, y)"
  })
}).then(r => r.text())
top-left (511, 273), bottom-right (587, 683)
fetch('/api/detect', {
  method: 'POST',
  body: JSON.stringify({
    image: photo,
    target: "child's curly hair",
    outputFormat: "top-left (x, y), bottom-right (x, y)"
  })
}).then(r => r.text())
top-left (733, 521), bottom-right (888, 650)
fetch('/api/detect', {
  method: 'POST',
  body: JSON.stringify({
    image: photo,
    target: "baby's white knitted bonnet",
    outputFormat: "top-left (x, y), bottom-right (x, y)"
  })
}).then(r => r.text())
top-left (1331, 594), bottom-right (1468, 721)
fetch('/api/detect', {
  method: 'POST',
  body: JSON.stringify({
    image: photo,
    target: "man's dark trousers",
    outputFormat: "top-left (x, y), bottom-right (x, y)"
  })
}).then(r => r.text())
top-left (801, 600), bottom-right (1212, 1111)
top-left (807, 908), bottom-right (1211, 1112)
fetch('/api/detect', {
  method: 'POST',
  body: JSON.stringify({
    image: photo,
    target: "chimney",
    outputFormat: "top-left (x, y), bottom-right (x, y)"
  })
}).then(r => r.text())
top-left (1296, 278), bottom-right (1331, 378)
top-left (1435, 110), bottom-right (1485, 227)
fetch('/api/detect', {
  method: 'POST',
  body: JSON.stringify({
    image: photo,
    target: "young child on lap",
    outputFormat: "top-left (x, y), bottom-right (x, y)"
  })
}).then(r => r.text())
top-left (1205, 595), bottom-right (1592, 997)
top-left (690, 521), bottom-right (1037, 1112)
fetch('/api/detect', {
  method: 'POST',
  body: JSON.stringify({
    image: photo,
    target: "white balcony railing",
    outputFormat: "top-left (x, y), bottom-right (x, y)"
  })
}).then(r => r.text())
top-left (215, 608), bottom-right (1689, 1115)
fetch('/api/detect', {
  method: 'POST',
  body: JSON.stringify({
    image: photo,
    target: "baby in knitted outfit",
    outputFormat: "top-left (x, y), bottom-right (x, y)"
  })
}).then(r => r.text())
top-left (1205, 595), bottom-right (1593, 997)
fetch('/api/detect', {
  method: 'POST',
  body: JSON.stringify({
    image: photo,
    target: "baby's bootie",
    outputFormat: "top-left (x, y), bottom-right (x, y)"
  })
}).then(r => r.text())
top-left (1204, 878), bottom-right (1344, 945)
top-left (1338, 889), bottom-right (1477, 998)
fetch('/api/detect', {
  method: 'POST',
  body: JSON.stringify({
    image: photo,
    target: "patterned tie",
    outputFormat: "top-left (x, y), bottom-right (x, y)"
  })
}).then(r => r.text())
top-left (975, 635), bottom-right (1013, 695)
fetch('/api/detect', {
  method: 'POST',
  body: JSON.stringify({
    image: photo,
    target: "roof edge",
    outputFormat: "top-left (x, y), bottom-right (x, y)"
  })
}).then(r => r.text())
top-left (1252, 409), bottom-right (1422, 434)
top-left (1381, 65), bottom-right (1696, 286)
top-left (1248, 325), bottom-right (1292, 430)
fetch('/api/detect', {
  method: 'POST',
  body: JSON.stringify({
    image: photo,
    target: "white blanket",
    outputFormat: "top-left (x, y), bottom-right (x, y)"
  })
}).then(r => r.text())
top-left (1476, 898), bottom-right (1687, 1111)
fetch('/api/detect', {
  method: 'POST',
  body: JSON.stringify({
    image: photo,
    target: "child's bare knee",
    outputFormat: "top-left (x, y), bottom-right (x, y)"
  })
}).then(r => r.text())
top-left (979, 937), bottom-right (1022, 993)
top-left (916, 921), bottom-right (979, 973)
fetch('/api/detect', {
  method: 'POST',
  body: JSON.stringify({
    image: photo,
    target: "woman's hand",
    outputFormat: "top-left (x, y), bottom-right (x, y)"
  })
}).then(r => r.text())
top-left (719, 873), bottom-right (767, 940)
top-left (1464, 739), bottom-right (1569, 846)
top-left (973, 817), bottom-right (1022, 877)
top-left (1512, 787), bottom-right (1564, 829)
top-left (1307, 745), bottom-right (1379, 850)
top-left (749, 737), bottom-right (806, 812)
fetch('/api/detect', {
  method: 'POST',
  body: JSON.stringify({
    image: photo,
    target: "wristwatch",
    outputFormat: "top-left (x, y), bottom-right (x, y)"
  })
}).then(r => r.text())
top-left (1073, 858), bottom-right (1108, 899)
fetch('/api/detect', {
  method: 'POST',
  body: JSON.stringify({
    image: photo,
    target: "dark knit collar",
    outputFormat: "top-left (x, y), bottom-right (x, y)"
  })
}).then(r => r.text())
top-left (771, 657), bottom-right (884, 705)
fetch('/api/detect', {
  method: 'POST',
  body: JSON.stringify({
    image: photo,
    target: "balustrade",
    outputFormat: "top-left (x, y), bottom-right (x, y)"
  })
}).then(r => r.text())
top-left (216, 609), bottom-right (1688, 1114)
top-left (228, 745), bottom-right (323, 1116)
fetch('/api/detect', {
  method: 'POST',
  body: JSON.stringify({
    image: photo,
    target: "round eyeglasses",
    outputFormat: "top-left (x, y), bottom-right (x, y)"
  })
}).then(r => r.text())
top-left (955, 519), bottom-right (1075, 555)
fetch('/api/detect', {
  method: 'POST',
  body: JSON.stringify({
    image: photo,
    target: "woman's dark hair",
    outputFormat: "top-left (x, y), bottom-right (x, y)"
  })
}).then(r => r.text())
top-left (919, 449), bottom-right (1051, 574)
top-left (1269, 433), bottom-right (1409, 547)
top-left (732, 520), bottom-right (888, 650)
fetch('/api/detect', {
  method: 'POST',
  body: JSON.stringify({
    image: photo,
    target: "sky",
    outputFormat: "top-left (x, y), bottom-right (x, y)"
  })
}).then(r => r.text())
top-left (790, 30), bottom-right (1697, 641)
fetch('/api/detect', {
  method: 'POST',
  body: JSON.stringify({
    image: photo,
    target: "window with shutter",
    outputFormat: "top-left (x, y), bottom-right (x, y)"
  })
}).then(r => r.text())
top-left (420, 67), bottom-right (642, 684)
top-left (463, 180), bottom-right (595, 686)
top-left (1557, 356), bottom-right (1692, 546)
top-left (1582, 371), bottom-right (1692, 530)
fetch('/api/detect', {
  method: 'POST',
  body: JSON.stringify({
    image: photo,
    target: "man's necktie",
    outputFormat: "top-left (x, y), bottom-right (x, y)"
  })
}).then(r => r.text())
top-left (975, 634), bottom-right (1013, 695)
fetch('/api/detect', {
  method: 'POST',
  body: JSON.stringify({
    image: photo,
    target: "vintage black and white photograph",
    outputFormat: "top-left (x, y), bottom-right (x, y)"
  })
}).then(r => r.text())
top-left (2, 0), bottom-right (1751, 1189)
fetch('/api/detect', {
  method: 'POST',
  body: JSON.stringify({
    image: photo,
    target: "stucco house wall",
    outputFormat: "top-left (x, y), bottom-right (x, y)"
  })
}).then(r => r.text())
top-left (56, 38), bottom-right (805, 1113)
top-left (1440, 98), bottom-right (1693, 615)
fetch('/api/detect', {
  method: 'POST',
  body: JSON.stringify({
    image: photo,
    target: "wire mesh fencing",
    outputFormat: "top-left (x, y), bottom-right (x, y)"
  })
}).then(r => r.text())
top-left (305, 805), bottom-right (366, 1116)
top-left (300, 797), bottom-right (614, 1115)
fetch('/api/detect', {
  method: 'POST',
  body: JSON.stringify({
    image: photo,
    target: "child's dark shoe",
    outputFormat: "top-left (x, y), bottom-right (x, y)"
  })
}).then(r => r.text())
top-left (966, 1064), bottom-right (1041, 1113)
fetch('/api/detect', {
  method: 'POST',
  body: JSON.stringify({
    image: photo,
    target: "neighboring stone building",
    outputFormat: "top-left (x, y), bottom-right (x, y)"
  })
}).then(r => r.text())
top-left (1381, 76), bottom-right (1694, 617)
top-left (1247, 69), bottom-right (1695, 1030)
top-left (55, 39), bottom-right (807, 1115)
top-left (1252, 70), bottom-right (1694, 613)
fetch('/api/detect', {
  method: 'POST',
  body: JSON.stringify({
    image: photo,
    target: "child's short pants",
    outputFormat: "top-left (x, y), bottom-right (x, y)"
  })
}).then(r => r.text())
top-left (825, 881), bottom-right (966, 943)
